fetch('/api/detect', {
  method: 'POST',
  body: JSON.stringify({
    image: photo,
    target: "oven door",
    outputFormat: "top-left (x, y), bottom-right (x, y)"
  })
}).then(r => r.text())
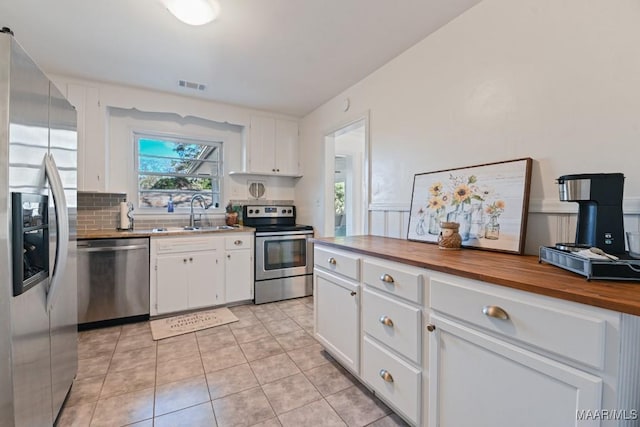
top-left (255, 231), bottom-right (313, 281)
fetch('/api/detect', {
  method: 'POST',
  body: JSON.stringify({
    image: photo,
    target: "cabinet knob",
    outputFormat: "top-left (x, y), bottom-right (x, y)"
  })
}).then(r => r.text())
top-left (379, 369), bottom-right (394, 383)
top-left (272, 168), bottom-right (276, 172)
top-left (380, 274), bottom-right (395, 284)
top-left (328, 257), bottom-right (337, 265)
top-left (379, 316), bottom-right (394, 327)
top-left (276, 168), bottom-right (280, 172)
top-left (227, 254), bottom-right (231, 259)
top-left (189, 257), bottom-right (193, 262)
top-left (482, 305), bottom-right (509, 320)
top-left (183, 258), bottom-right (187, 263)
top-left (234, 240), bottom-right (242, 246)
top-left (350, 291), bottom-right (357, 296)
top-left (426, 323), bottom-right (436, 332)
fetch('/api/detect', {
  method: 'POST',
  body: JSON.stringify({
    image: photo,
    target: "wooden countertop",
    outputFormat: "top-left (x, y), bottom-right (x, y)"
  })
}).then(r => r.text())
top-left (313, 236), bottom-right (640, 316)
top-left (78, 226), bottom-right (255, 239)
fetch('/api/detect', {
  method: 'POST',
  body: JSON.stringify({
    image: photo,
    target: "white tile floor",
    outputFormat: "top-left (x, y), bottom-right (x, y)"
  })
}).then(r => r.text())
top-left (56, 297), bottom-right (409, 427)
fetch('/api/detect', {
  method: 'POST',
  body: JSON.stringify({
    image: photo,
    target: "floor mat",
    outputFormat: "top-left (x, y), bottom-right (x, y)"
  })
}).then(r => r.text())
top-left (150, 307), bottom-right (239, 340)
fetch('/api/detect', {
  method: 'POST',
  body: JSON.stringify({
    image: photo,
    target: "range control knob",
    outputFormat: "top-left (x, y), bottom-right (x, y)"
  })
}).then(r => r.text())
top-left (282, 209), bottom-right (286, 214)
top-left (255, 209), bottom-right (260, 214)
top-left (249, 209), bottom-right (254, 214)
top-left (287, 209), bottom-right (292, 214)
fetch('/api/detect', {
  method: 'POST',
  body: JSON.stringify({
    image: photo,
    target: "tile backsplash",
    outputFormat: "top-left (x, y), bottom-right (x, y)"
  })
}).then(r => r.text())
top-left (77, 192), bottom-right (294, 232)
top-left (77, 192), bottom-right (126, 231)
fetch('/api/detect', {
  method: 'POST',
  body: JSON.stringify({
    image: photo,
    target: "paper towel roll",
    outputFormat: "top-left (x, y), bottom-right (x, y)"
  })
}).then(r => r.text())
top-left (119, 202), bottom-right (130, 229)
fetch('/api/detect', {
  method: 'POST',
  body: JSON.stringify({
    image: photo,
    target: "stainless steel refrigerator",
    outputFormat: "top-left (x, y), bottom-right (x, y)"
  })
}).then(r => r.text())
top-left (0, 31), bottom-right (78, 426)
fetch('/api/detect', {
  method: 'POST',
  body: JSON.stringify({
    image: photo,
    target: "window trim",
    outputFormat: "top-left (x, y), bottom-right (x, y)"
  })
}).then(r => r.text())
top-left (133, 130), bottom-right (224, 213)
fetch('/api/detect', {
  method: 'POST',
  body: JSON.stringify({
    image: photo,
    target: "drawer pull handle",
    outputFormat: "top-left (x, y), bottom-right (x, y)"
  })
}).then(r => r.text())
top-left (426, 323), bottom-right (436, 332)
top-left (350, 291), bottom-right (357, 296)
top-left (379, 369), bottom-right (394, 383)
top-left (234, 240), bottom-right (242, 245)
top-left (482, 305), bottom-right (509, 320)
top-left (379, 316), bottom-right (394, 327)
top-left (380, 274), bottom-right (395, 284)
top-left (328, 257), bottom-right (337, 265)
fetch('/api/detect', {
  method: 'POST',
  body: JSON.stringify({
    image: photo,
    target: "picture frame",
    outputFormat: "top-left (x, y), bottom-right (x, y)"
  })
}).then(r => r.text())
top-left (407, 157), bottom-right (533, 254)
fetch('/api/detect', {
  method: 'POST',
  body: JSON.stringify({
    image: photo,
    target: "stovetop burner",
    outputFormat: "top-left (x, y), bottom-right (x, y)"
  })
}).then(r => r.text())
top-left (242, 205), bottom-right (313, 234)
top-left (252, 224), bottom-right (314, 233)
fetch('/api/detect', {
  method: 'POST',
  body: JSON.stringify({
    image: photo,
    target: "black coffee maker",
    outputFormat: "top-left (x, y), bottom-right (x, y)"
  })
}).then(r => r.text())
top-left (557, 173), bottom-right (625, 254)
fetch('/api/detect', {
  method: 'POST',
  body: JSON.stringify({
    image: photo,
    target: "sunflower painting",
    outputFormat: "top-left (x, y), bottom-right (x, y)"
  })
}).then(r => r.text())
top-left (407, 158), bottom-right (533, 254)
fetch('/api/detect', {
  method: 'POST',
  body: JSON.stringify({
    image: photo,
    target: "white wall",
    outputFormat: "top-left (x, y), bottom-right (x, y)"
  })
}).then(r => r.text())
top-left (297, 0), bottom-right (640, 253)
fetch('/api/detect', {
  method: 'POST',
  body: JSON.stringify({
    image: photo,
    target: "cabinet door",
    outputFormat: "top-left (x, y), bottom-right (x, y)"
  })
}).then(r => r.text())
top-left (248, 116), bottom-right (276, 174)
top-left (429, 314), bottom-right (602, 427)
top-left (314, 269), bottom-right (360, 374)
top-left (156, 254), bottom-right (189, 315)
top-left (67, 84), bottom-right (105, 191)
top-left (275, 119), bottom-right (299, 175)
top-left (188, 250), bottom-right (221, 309)
top-left (225, 249), bottom-right (253, 303)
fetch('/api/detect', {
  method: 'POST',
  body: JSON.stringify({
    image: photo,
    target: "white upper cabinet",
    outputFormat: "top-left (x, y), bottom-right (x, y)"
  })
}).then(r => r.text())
top-left (241, 116), bottom-right (300, 177)
top-left (65, 83), bottom-right (105, 192)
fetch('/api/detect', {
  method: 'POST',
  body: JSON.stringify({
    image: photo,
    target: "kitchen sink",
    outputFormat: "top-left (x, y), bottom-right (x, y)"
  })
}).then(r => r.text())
top-left (151, 225), bottom-right (237, 233)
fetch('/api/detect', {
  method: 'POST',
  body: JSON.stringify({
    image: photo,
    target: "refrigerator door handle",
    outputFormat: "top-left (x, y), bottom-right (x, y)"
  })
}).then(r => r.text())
top-left (44, 153), bottom-right (69, 312)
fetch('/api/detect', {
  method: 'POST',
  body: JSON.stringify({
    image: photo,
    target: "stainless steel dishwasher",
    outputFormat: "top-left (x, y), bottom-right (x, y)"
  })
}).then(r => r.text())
top-left (77, 238), bottom-right (150, 327)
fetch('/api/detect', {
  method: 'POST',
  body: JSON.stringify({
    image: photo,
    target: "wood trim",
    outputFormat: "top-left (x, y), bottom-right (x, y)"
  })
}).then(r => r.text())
top-left (313, 236), bottom-right (640, 316)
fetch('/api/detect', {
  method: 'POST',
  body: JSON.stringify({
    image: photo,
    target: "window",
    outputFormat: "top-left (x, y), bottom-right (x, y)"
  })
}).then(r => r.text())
top-left (135, 132), bottom-right (222, 210)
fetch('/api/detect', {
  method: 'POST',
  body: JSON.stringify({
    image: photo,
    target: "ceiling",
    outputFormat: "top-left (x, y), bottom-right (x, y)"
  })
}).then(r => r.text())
top-left (0, 0), bottom-right (481, 117)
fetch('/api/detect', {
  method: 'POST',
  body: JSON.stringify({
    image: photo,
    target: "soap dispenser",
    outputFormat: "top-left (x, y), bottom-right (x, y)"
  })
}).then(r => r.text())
top-left (167, 194), bottom-right (174, 213)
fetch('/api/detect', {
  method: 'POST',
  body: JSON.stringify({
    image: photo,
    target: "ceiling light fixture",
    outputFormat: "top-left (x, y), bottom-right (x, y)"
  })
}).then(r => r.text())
top-left (163, 0), bottom-right (221, 26)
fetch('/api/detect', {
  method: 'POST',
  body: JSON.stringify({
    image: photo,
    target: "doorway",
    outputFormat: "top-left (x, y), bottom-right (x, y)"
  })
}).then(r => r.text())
top-left (324, 117), bottom-right (367, 237)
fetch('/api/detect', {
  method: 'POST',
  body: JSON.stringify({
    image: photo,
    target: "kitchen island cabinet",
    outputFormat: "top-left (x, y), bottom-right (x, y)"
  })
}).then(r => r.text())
top-left (314, 246), bottom-right (361, 374)
top-left (313, 236), bottom-right (640, 427)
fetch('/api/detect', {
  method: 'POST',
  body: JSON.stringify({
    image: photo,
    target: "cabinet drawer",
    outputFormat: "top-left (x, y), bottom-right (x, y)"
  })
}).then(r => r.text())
top-left (362, 288), bottom-right (421, 364)
top-left (430, 277), bottom-right (607, 369)
top-left (154, 236), bottom-right (218, 254)
top-left (314, 246), bottom-right (360, 281)
top-left (362, 337), bottom-right (420, 426)
top-left (225, 235), bottom-right (251, 250)
top-left (363, 258), bottom-right (423, 304)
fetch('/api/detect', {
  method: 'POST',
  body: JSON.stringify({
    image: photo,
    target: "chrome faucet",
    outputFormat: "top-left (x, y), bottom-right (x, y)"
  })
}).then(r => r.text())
top-left (189, 194), bottom-right (207, 228)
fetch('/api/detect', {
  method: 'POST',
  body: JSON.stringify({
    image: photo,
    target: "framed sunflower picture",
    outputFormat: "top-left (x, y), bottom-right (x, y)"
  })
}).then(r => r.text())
top-left (407, 157), bottom-right (533, 254)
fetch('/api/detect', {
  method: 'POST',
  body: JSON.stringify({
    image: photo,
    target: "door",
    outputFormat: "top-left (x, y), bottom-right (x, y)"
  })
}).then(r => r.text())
top-left (48, 81), bottom-right (78, 420)
top-left (314, 269), bottom-right (360, 374)
top-left (429, 315), bottom-right (602, 427)
top-left (156, 254), bottom-right (189, 314)
top-left (188, 250), bottom-right (221, 309)
top-left (325, 117), bottom-right (367, 237)
top-left (7, 36), bottom-right (55, 427)
top-left (255, 233), bottom-right (312, 280)
top-left (225, 249), bottom-right (253, 303)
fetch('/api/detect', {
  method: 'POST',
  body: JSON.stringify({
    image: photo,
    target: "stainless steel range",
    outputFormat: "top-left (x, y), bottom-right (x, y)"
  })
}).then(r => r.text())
top-left (243, 205), bottom-right (314, 304)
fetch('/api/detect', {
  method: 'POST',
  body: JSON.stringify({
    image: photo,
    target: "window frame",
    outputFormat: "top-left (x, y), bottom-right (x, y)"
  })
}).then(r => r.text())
top-left (133, 131), bottom-right (224, 213)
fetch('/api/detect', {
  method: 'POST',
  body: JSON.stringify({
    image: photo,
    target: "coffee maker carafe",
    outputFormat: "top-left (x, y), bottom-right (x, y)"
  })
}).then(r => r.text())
top-left (557, 173), bottom-right (625, 254)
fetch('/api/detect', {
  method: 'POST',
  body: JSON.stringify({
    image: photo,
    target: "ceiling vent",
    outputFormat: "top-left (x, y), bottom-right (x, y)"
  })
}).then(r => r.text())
top-left (179, 80), bottom-right (206, 91)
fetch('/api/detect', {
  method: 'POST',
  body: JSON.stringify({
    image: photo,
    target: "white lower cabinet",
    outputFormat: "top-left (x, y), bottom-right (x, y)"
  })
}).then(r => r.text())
top-left (313, 243), bottom-right (640, 427)
top-left (314, 269), bottom-right (360, 374)
top-left (224, 234), bottom-right (253, 303)
top-left (362, 337), bottom-right (421, 426)
top-left (151, 233), bottom-right (254, 316)
top-left (429, 314), bottom-right (602, 427)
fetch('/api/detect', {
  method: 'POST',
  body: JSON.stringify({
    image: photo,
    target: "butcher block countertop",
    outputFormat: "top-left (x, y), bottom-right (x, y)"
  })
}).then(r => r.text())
top-left (78, 225), bottom-right (255, 239)
top-left (313, 235), bottom-right (640, 316)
